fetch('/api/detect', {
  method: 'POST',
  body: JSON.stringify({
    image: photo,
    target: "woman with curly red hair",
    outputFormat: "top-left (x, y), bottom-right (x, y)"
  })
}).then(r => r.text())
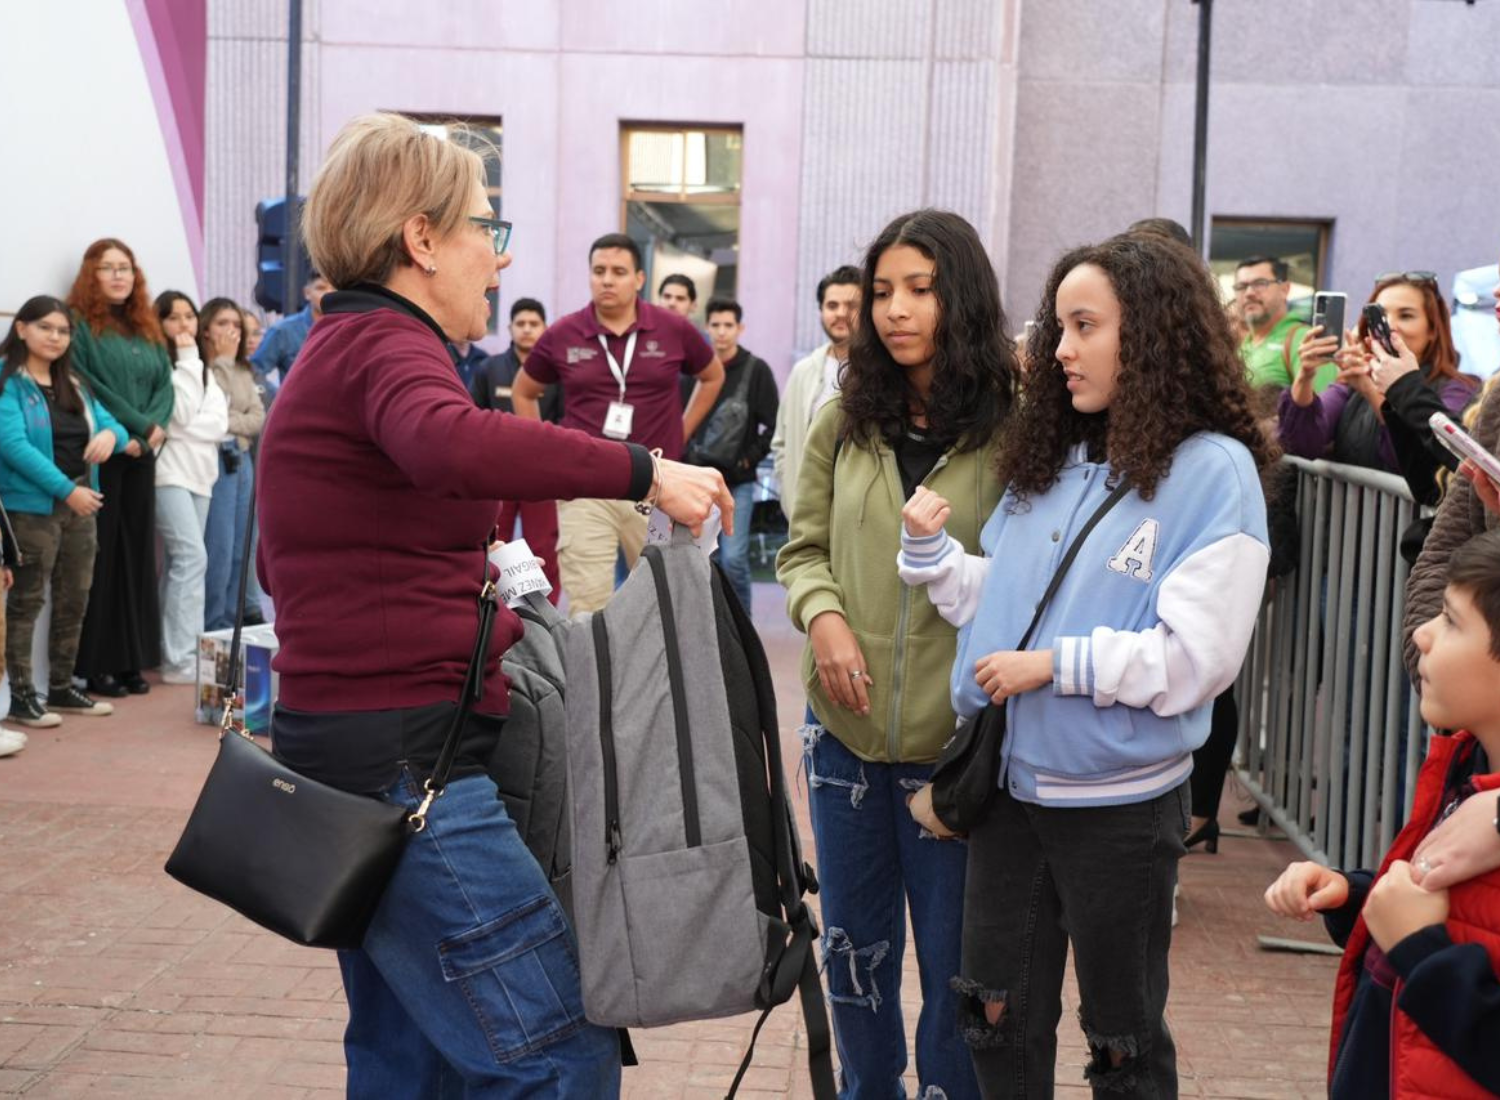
top-left (66, 239), bottom-right (175, 696)
top-left (899, 232), bottom-right (1276, 1096)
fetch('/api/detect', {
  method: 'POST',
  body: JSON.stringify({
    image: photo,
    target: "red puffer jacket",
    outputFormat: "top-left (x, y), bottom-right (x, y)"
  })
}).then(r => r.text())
top-left (1329, 732), bottom-right (1500, 1098)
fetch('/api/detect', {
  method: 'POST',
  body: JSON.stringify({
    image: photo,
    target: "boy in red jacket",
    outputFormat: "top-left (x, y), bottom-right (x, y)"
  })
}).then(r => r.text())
top-left (1266, 528), bottom-right (1500, 1097)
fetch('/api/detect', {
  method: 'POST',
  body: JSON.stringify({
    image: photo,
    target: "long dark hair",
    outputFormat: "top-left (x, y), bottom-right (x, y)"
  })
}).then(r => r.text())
top-left (998, 232), bottom-right (1277, 502)
top-left (156, 290), bottom-right (206, 384)
top-left (0, 295), bottom-right (86, 415)
top-left (840, 209), bottom-right (1015, 453)
top-left (197, 297), bottom-right (249, 367)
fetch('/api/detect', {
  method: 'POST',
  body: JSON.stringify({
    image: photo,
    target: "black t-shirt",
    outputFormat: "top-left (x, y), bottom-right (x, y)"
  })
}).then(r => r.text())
top-left (893, 424), bottom-right (947, 500)
top-left (41, 384), bottom-right (90, 482)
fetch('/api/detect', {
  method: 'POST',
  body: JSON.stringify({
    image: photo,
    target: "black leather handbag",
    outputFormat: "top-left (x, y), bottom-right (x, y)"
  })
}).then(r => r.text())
top-left (928, 482), bottom-right (1132, 834)
top-left (164, 498), bottom-right (499, 949)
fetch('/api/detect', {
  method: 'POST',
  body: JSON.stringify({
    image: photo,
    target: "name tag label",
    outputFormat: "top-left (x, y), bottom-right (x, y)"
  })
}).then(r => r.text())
top-left (488, 538), bottom-right (553, 606)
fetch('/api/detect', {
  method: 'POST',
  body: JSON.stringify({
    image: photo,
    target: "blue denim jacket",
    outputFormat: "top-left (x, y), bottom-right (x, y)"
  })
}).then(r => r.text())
top-left (0, 370), bottom-right (129, 514)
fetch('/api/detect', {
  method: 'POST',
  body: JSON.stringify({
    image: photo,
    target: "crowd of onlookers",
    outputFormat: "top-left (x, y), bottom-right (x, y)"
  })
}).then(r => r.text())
top-left (8, 188), bottom-right (1500, 1098)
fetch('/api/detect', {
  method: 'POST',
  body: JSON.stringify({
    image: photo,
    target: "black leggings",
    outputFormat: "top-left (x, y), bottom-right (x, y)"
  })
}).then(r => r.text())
top-left (1189, 686), bottom-right (1238, 821)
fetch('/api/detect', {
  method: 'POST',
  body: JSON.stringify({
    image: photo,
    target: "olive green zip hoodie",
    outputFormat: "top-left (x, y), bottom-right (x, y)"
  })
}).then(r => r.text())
top-left (777, 401), bottom-right (1002, 763)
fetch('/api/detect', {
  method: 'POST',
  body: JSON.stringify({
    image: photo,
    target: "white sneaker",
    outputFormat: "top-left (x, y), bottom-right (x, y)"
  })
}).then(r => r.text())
top-left (0, 727), bottom-right (28, 758)
top-left (159, 668), bottom-right (196, 686)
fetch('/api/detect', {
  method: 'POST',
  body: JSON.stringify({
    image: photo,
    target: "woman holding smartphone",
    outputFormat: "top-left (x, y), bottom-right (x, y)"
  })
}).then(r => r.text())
top-left (1279, 273), bottom-right (1478, 504)
top-left (900, 231), bottom-right (1273, 1096)
top-left (778, 208), bottom-right (1014, 1100)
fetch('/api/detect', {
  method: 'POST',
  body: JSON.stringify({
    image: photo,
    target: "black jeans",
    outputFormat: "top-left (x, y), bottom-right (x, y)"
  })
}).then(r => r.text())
top-left (957, 780), bottom-right (1189, 1099)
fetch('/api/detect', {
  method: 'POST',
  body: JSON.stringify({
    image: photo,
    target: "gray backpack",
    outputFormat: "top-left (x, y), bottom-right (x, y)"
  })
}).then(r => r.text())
top-left (562, 529), bottom-right (833, 1097)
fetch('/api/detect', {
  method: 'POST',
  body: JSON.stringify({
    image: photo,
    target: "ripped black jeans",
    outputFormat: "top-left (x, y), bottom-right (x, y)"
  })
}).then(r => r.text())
top-left (957, 780), bottom-right (1189, 1099)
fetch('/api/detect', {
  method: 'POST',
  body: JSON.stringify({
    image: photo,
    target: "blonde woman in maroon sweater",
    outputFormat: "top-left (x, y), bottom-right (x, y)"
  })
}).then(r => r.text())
top-left (257, 113), bottom-right (730, 1099)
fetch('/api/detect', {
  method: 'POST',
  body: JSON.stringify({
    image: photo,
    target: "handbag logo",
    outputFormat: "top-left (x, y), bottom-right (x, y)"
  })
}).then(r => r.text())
top-left (272, 778), bottom-right (296, 794)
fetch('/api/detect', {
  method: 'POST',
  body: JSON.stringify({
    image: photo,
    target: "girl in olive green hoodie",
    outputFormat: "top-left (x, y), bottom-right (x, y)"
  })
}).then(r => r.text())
top-left (776, 210), bottom-right (1015, 1100)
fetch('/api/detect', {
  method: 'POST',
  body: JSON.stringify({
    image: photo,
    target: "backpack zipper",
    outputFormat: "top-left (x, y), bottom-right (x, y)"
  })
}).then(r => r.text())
top-left (644, 546), bottom-right (703, 849)
top-left (591, 614), bottom-right (623, 864)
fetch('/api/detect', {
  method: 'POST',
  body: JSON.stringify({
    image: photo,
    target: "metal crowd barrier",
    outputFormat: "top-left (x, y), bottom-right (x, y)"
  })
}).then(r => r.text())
top-left (1234, 456), bottom-right (1431, 870)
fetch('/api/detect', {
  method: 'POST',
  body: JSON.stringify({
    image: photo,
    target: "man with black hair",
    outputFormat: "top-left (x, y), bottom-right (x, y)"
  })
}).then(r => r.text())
top-left (512, 233), bottom-right (724, 613)
top-left (472, 298), bottom-right (557, 418)
top-left (682, 297), bottom-right (779, 616)
top-left (657, 273), bottom-right (697, 318)
top-left (1235, 254), bottom-right (1327, 391)
top-left (469, 298), bottom-right (564, 602)
top-left (771, 264), bottom-right (860, 523)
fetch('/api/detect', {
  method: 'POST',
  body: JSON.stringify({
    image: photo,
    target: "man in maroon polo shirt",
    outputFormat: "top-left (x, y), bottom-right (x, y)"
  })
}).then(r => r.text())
top-left (512, 233), bottom-right (724, 612)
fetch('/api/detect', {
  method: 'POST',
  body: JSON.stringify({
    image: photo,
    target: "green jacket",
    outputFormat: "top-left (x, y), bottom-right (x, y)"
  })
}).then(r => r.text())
top-left (777, 401), bottom-right (1002, 763)
top-left (68, 315), bottom-right (174, 443)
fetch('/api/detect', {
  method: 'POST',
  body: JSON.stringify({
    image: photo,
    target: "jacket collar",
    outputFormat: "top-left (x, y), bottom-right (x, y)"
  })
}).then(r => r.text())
top-left (321, 284), bottom-right (448, 346)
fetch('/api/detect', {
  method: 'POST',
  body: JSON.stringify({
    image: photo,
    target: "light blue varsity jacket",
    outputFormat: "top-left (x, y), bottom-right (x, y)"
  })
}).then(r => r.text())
top-left (897, 433), bottom-right (1269, 808)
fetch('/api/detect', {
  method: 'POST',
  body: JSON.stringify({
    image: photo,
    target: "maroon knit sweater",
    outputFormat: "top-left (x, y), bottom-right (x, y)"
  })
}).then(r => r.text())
top-left (256, 286), bottom-right (650, 714)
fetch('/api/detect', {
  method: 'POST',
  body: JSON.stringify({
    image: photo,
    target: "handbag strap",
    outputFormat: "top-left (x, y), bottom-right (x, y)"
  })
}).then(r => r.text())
top-left (1015, 480), bottom-right (1132, 651)
top-left (219, 444), bottom-right (498, 835)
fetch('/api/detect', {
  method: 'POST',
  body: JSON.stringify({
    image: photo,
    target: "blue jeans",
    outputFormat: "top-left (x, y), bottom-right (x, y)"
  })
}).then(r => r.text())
top-left (340, 771), bottom-right (621, 1099)
top-left (154, 485), bottom-right (210, 675)
top-left (713, 479), bottom-right (758, 618)
top-left (203, 448), bottom-right (256, 631)
top-left (802, 712), bottom-right (979, 1100)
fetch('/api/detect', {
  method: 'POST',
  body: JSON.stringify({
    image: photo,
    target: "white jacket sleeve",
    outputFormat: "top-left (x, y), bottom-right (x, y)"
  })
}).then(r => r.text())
top-left (896, 526), bottom-right (990, 628)
top-left (1051, 532), bottom-right (1268, 715)
top-left (170, 360), bottom-right (231, 443)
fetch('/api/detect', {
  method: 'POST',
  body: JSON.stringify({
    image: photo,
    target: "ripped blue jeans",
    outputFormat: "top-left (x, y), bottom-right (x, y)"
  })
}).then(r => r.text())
top-left (803, 712), bottom-right (979, 1100)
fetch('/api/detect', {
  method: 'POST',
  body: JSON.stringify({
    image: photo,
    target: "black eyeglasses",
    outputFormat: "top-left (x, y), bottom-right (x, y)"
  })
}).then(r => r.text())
top-left (1375, 270), bottom-right (1437, 286)
top-left (469, 216), bottom-right (512, 256)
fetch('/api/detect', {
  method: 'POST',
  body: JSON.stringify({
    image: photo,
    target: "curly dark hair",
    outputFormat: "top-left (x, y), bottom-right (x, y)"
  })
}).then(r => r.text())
top-left (840, 209), bottom-right (1015, 453)
top-left (997, 232), bottom-right (1277, 502)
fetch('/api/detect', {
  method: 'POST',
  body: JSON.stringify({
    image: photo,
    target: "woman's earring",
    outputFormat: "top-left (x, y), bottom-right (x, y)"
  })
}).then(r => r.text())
top-left (425, 264), bottom-right (437, 276)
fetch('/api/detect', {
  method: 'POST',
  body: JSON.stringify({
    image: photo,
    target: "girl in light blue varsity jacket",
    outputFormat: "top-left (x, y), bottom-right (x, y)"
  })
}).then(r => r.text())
top-left (898, 232), bottom-right (1277, 1098)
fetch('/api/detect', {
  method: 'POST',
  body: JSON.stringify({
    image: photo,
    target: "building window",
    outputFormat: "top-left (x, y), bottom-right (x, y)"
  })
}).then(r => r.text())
top-left (621, 124), bottom-right (743, 322)
top-left (411, 115), bottom-right (504, 335)
top-left (1209, 218), bottom-right (1331, 322)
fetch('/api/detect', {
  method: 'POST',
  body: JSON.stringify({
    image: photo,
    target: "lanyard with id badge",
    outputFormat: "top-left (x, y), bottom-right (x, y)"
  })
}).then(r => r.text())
top-left (599, 332), bottom-right (637, 440)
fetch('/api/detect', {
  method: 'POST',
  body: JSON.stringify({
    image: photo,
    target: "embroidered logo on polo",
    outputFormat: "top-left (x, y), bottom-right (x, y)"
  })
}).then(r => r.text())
top-left (639, 339), bottom-right (666, 358)
top-left (566, 346), bottom-right (600, 364)
top-left (1107, 518), bottom-right (1159, 583)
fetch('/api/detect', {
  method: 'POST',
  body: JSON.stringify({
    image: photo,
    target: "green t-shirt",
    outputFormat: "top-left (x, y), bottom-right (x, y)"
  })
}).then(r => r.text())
top-left (1240, 313), bottom-right (1338, 393)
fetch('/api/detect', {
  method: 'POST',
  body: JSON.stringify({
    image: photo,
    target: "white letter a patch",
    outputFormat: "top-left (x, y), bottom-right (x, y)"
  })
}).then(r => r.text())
top-left (1107, 518), bottom-right (1159, 582)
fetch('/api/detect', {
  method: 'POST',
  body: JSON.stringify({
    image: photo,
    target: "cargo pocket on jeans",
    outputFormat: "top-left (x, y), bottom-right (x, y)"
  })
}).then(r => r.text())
top-left (437, 894), bottom-right (588, 1064)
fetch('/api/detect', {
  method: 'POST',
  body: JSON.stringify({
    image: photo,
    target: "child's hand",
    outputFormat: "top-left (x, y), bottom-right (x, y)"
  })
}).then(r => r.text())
top-left (902, 487), bottom-right (951, 539)
top-left (1365, 860), bottom-right (1448, 951)
top-left (1265, 861), bottom-right (1349, 921)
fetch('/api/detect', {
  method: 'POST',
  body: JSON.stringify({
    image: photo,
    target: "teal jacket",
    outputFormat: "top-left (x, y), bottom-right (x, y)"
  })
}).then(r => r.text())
top-left (0, 370), bottom-right (129, 514)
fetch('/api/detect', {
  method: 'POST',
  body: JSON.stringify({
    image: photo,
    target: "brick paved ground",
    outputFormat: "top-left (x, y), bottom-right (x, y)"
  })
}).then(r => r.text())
top-left (0, 583), bottom-right (1338, 1098)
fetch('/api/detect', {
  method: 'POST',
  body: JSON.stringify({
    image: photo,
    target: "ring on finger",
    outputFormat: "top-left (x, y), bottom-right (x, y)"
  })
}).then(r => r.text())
top-left (849, 669), bottom-right (865, 681)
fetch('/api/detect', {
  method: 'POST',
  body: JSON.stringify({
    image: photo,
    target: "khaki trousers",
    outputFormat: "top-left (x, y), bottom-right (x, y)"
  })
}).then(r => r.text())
top-left (556, 499), bottom-right (648, 615)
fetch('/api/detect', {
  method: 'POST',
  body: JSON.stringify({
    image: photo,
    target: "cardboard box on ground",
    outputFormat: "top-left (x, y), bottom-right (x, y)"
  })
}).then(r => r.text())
top-left (195, 625), bottom-right (279, 734)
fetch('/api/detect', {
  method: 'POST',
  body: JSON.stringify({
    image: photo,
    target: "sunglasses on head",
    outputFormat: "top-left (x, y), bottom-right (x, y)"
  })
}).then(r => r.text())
top-left (1375, 270), bottom-right (1437, 286)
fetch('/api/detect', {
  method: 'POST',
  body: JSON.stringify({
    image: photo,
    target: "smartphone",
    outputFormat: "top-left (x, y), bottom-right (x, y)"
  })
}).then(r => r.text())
top-left (1362, 302), bottom-right (1397, 356)
top-left (1430, 412), bottom-right (1500, 484)
top-left (1311, 292), bottom-right (1346, 350)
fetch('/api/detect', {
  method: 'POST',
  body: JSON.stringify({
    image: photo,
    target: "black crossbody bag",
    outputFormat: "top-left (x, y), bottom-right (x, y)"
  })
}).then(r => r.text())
top-left (929, 481), bottom-right (1132, 833)
top-left (165, 492), bottom-right (499, 949)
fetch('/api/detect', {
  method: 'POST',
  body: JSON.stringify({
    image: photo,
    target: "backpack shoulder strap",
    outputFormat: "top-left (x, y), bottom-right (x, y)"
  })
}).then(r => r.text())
top-left (1282, 322), bottom-right (1308, 368)
top-left (716, 570), bottom-right (835, 1100)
